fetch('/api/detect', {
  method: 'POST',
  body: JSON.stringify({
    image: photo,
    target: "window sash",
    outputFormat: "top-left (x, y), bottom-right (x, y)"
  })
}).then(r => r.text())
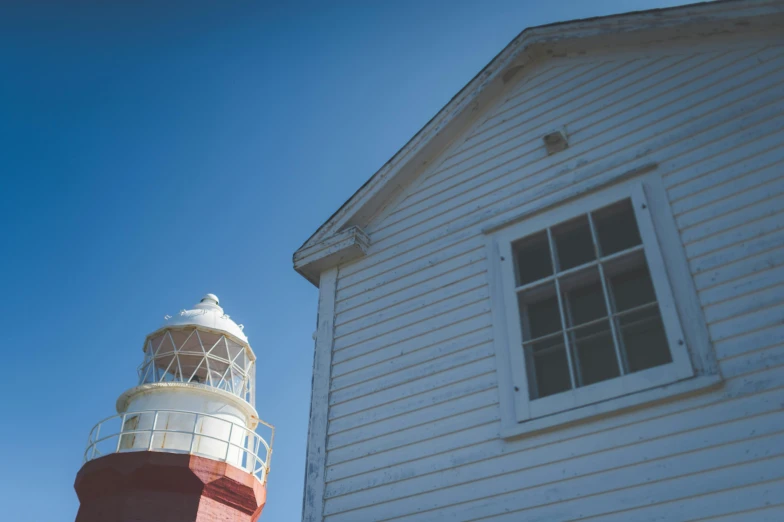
top-left (497, 183), bottom-right (693, 423)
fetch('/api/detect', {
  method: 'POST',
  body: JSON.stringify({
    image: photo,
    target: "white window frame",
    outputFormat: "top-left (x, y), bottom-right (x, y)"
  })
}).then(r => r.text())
top-left (484, 173), bottom-right (721, 439)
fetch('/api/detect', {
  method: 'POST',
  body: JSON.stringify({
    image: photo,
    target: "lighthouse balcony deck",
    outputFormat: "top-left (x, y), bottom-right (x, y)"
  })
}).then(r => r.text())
top-left (83, 409), bottom-right (274, 485)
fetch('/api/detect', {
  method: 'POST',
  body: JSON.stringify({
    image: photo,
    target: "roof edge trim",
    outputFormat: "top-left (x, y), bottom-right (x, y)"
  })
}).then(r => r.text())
top-left (294, 226), bottom-right (370, 286)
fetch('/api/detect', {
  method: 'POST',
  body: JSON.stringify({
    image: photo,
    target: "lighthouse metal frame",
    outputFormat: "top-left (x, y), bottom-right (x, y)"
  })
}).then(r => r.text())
top-left (138, 326), bottom-right (256, 407)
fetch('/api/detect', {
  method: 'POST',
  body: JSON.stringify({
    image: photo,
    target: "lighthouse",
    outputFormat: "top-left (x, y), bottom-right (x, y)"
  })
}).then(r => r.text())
top-left (73, 294), bottom-right (274, 522)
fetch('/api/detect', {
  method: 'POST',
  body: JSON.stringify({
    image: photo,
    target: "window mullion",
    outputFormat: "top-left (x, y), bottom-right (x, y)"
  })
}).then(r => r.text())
top-left (547, 228), bottom-right (577, 390)
top-left (587, 212), bottom-right (628, 375)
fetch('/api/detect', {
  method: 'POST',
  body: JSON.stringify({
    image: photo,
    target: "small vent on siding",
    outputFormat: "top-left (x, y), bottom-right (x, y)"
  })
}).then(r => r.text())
top-left (543, 128), bottom-right (568, 155)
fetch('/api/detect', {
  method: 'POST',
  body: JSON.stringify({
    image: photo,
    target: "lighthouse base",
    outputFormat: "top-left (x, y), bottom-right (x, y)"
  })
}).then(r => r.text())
top-left (74, 452), bottom-right (266, 522)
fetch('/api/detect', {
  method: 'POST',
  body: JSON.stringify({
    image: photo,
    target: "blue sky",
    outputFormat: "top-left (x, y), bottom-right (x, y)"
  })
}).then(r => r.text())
top-left (0, 0), bottom-right (693, 519)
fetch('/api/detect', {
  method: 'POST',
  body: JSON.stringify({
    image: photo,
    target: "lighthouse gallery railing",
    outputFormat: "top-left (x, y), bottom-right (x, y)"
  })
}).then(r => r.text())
top-left (83, 409), bottom-right (274, 485)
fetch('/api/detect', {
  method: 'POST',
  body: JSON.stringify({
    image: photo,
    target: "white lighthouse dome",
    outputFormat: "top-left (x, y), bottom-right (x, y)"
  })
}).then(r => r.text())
top-left (163, 294), bottom-right (248, 342)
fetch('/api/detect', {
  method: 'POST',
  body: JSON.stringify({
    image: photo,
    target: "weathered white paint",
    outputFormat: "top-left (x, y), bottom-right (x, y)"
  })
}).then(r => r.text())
top-left (297, 7), bottom-right (784, 522)
top-left (302, 268), bottom-right (338, 522)
top-left (295, 227), bottom-right (370, 285)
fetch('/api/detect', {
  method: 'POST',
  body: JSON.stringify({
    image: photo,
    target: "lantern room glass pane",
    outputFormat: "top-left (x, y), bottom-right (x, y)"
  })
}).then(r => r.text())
top-left (170, 329), bottom-right (193, 350)
top-left (149, 334), bottom-right (166, 354)
top-left (139, 328), bottom-right (255, 405)
top-left (227, 339), bottom-right (244, 362)
top-left (157, 333), bottom-right (176, 355)
top-left (179, 354), bottom-right (203, 381)
top-left (210, 338), bottom-right (231, 361)
top-left (178, 330), bottom-right (202, 354)
top-left (197, 331), bottom-right (222, 352)
top-left (233, 349), bottom-right (248, 370)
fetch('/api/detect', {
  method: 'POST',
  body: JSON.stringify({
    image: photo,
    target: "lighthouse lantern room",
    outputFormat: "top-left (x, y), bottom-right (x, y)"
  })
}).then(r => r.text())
top-left (73, 294), bottom-right (274, 522)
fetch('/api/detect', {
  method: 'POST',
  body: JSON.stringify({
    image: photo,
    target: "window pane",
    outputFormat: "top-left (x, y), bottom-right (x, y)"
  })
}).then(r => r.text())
top-left (512, 231), bottom-right (553, 285)
top-left (553, 215), bottom-right (595, 271)
top-left (528, 337), bottom-right (571, 398)
top-left (519, 285), bottom-right (560, 341)
top-left (572, 320), bottom-right (620, 386)
top-left (610, 263), bottom-right (657, 311)
top-left (592, 199), bottom-right (641, 256)
top-left (620, 306), bottom-right (672, 373)
top-left (561, 267), bottom-right (607, 326)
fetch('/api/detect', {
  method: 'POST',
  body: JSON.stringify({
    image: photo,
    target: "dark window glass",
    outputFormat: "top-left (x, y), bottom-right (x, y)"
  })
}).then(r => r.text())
top-left (563, 268), bottom-right (607, 326)
top-left (520, 289), bottom-right (560, 340)
top-left (620, 307), bottom-right (672, 373)
top-left (610, 263), bottom-right (657, 311)
top-left (529, 338), bottom-right (571, 398)
top-left (572, 320), bottom-right (620, 386)
top-left (553, 216), bottom-right (595, 270)
top-left (513, 231), bottom-right (553, 286)
top-left (592, 199), bottom-right (641, 256)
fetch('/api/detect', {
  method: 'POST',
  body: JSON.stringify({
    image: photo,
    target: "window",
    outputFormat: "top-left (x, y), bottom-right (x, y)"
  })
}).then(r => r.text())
top-left (516, 199), bottom-right (673, 399)
top-left (485, 176), bottom-right (719, 437)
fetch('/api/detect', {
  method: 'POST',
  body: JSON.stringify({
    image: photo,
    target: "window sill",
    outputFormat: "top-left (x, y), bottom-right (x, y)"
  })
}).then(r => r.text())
top-left (499, 373), bottom-right (722, 440)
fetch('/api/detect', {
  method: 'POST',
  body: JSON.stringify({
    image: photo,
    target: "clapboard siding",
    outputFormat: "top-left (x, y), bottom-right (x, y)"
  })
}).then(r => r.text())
top-left (331, 326), bottom-right (494, 391)
top-left (323, 383), bottom-right (784, 521)
top-left (702, 502), bottom-right (784, 522)
top-left (333, 278), bottom-right (489, 342)
top-left (714, 322), bottom-right (784, 360)
top-left (368, 47), bottom-right (779, 248)
top-left (323, 360), bottom-right (783, 487)
top-left (330, 341), bottom-right (495, 405)
top-left (335, 255), bottom-right (487, 323)
top-left (674, 162), bottom-right (784, 229)
top-left (327, 371), bottom-right (498, 435)
top-left (334, 52), bottom-right (784, 292)
top-left (332, 313), bottom-right (492, 377)
top-left (321, 36), bottom-right (784, 522)
top-left (325, 426), bottom-right (784, 521)
top-left (325, 384), bottom-right (783, 501)
top-left (700, 262), bottom-right (784, 308)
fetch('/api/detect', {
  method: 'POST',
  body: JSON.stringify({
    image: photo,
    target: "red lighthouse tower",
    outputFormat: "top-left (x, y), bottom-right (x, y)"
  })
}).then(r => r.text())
top-left (73, 294), bottom-right (274, 521)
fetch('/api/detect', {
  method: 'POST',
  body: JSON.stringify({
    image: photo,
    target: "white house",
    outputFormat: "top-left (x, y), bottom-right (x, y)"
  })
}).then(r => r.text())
top-left (293, 1), bottom-right (784, 521)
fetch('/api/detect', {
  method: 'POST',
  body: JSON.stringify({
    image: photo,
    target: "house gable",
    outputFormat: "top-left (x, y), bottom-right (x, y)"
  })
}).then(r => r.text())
top-left (293, 0), bottom-right (784, 285)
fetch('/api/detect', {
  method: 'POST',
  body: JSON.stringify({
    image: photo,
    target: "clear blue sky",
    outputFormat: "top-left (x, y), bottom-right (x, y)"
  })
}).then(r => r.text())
top-left (0, 0), bottom-right (693, 519)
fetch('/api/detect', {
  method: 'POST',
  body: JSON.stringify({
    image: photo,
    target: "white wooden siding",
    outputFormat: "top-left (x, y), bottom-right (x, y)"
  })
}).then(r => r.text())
top-left (322, 36), bottom-right (784, 522)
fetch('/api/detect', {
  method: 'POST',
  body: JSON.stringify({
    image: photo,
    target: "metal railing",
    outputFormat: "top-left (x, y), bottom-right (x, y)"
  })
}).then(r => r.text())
top-left (84, 409), bottom-right (274, 485)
